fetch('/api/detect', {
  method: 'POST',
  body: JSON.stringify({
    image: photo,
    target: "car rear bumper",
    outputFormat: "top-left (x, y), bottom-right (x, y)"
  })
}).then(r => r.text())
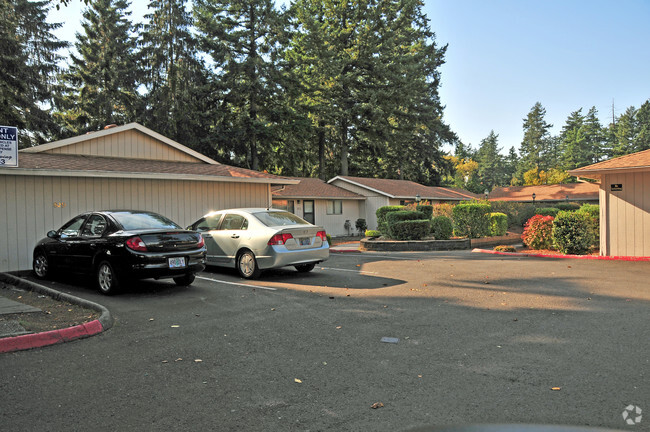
top-left (256, 243), bottom-right (329, 269)
top-left (121, 249), bottom-right (206, 280)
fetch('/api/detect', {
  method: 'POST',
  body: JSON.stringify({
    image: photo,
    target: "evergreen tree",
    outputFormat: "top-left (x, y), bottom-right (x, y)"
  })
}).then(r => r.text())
top-left (635, 99), bottom-right (650, 152)
top-left (138, 0), bottom-right (212, 151)
top-left (582, 106), bottom-right (605, 163)
top-left (518, 102), bottom-right (553, 177)
top-left (475, 130), bottom-right (505, 190)
top-left (194, 0), bottom-right (284, 170)
top-left (0, 0), bottom-right (68, 147)
top-left (505, 146), bottom-right (519, 185)
top-left (559, 108), bottom-right (586, 170)
top-left (55, 0), bottom-right (139, 134)
top-left (610, 106), bottom-right (637, 157)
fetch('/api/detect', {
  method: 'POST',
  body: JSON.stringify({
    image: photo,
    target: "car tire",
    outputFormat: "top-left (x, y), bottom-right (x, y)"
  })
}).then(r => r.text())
top-left (237, 250), bottom-right (261, 279)
top-left (33, 250), bottom-right (51, 279)
top-left (295, 263), bottom-right (316, 273)
top-left (173, 273), bottom-right (195, 286)
top-left (96, 260), bottom-right (120, 295)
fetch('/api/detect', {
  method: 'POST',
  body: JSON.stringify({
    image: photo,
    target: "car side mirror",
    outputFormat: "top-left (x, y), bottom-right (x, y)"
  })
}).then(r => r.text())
top-left (47, 230), bottom-right (58, 239)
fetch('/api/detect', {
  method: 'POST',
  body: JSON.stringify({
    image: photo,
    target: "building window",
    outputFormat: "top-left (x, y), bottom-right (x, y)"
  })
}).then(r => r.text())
top-left (326, 200), bottom-right (343, 215)
top-left (272, 199), bottom-right (295, 213)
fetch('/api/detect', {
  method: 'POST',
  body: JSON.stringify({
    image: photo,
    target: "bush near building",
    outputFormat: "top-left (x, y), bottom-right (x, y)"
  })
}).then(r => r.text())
top-left (376, 206), bottom-right (405, 236)
top-left (390, 220), bottom-right (431, 240)
top-left (552, 211), bottom-right (595, 255)
top-left (522, 215), bottom-right (555, 250)
top-left (452, 203), bottom-right (491, 238)
top-left (431, 215), bottom-right (453, 240)
top-left (489, 212), bottom-right (508, 236)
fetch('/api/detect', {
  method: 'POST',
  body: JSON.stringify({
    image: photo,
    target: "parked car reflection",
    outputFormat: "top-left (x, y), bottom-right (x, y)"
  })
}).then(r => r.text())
top-left (187, 208), bottom-right (329, 279)
top-left (32, 210), bottom-right (206, 294)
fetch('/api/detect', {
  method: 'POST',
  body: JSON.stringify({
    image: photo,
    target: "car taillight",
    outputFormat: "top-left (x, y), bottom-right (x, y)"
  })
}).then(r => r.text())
top-left (126, 236), bottom-right (148, 252)
top-left (196, 236), bottom-right (205, 248)
top-left (268, 233), bottom-right (294, 246)
top-left (316, 231), bottom-right (327, 242)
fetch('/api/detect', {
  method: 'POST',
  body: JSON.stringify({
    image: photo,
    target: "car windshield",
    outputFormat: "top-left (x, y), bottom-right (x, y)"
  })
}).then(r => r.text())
top-left (111, 211), bottom-right (181, 230)
top-left (253, 211), bottom-right (310, 227)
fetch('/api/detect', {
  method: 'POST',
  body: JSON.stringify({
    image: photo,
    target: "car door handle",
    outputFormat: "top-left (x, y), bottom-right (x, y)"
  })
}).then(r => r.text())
top-left (231, 234), bottom-right (240, 239)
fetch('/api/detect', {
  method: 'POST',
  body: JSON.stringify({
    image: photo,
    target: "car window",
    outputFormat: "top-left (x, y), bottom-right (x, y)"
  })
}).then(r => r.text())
top-left (253, 211), bottom-right (310, 227)
top-left (59, 215), bottom-right (88, 237)
top-left (111, 211), bottom-right (181, 230)
top-left (81, 214), bottom-right (108, 237)
top-left (220, 214), bottom-right (247, 230)
top-left (195, 214), bottom-right (222, 231)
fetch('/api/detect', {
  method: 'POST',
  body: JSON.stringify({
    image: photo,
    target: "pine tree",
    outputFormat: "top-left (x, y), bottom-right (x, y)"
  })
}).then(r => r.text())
top-left (635, 100), bottom-right (650, 152)
top-left (518, 102), bottom-right (553, 177)
top-left (559, 108), bottom-right (586, 170)
top-left (55, 0), bottom-right (139, 134)
top-left (582, 106), bottom-right (605, 163)
top-left (0, 0), bottom-right (68, 147)
top-left (476, 130), bottom-right (505, 190)
top-left (138, 0), bottom-right (211, 150)
top-left (194, 0), bottom-right (284, 170)
top-left (610, 106), bottom-right (637, 157)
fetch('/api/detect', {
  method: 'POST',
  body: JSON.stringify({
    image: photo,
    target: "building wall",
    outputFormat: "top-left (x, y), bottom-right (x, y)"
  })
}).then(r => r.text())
top-left (329, 179), bottom-right (388, 229)
top-left (272, 198), bottom-right (363, 236)
top-left (0, 174), bottom-right (270, 271)
top-left (44, 130), bottom-right (200, 162)
top-left (601, 172), bottom-right (650, 257)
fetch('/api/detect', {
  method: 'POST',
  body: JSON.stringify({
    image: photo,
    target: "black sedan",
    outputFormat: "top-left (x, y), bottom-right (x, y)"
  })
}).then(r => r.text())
top-left (32, 210), bottom-right (207, 295)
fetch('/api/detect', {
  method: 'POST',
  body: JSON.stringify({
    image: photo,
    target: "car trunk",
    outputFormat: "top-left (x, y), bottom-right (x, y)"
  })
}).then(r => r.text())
top-left (277, 226), bottom-right (324, 251)
top-left (135, 231), bottom-right (201, 252)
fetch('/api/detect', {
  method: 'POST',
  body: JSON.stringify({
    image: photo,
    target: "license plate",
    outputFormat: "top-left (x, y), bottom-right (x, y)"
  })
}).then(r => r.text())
top-left (168, 257), bottom-right (186, 268)
top-left (300, 238), bottom-right (311, 246)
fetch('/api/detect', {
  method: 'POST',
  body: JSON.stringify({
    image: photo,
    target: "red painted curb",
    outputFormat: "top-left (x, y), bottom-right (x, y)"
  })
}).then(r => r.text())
top-left (0, 319), bottom-right (104, 354)
top-left (472, 248), bottom-right (650, 262)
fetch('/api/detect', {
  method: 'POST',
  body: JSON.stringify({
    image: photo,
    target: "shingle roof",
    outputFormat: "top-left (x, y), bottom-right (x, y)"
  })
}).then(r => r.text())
top-left (5, 152), bottom-right (292, 183)
top-left (272, 177), bottom-right (365, 199)
top-left (330, 176), bottom-right (479, 200)
top-left (488, 183), bottom-right (599, 202)
top-left (569, 149), bottom-right (650, 179)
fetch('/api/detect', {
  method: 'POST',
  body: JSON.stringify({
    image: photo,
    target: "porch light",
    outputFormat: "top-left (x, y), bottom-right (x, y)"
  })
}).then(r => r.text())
top-left (532, 193), bottom-right (536, 205)
top-left (415, 193), bottom-right (421, 203)
top-left (484, 189), bottom-right (489, 200)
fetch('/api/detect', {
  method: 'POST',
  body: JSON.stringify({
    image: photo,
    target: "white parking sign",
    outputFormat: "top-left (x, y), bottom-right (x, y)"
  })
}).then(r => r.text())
top-left (0, 126), bottom-right (18, 167)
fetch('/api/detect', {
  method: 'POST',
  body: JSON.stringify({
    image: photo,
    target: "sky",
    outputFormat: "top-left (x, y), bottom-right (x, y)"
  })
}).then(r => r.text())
top-left (48, 0), bottom-right (650, 155)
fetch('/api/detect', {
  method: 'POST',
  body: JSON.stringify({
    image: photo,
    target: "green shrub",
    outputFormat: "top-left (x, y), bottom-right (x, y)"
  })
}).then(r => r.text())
top-left (376, 206), bottom-right (405, 235)
top-left (517, 204), bottom-right (538, 227)
top-left (416, 204), bottom-right (433, 220)
top-left (536, 207), bottom-right (560, 217)
top-left (522, 215), bottom-right (555, 249)
top-left (489, 201), bottom-right (524, 226)
top-left (386, 211), bottom-right (426, 238)
top-left (552, 211), bottom-right (595, 255)
top-left (430, 215), bottom-right (453, 240)
top-left (489, 212), bottom-right (508, 236)
top-left (555, 202), bottom-right (581, 211)
top-left (389, 220), bottom-right (431, 240)
top-left (494, 245), bottom-right (516, 253)
top-left (577, 204), bottom-right (600, 245)
top-left (365, 229), bottom-right (381, 238)
top-left (452, 203), bottom-right (491, 238)
top-left (326, 234), bottom-right (332, 245)
top-left (432, 203), bottom-right (454, 219)
top-left (355, 218), bottom-right (367, 234)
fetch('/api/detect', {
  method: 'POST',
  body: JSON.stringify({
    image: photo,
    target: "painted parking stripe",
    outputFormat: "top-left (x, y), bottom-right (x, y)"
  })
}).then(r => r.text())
top-left (197, 276), bottom-right (278, 291)
top-left (318, 266), bottom-right (377, 275)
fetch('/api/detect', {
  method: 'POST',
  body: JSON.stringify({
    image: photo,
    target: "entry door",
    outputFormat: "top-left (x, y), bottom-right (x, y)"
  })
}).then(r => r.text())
top-left (303, 200), bottom-right (315, 224)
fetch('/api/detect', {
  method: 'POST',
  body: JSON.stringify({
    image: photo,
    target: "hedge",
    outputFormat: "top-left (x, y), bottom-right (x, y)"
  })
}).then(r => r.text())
top-left (489, 212), bottom-right (508, 236)
top-left (535, 207), bottom-right (560, 217)
top-left (416, 204), bottom-right (433, 220)
top-left (386, 211), bottom-right (426, 239)
top-left (431, 215), bottom-right (453, 240)
top-left (389, 220), bottom-right (431, 240)
top-left (452, 203), bottom-right (491, 238)
top-left (376, 206), bottom-right (405, 235)
top-left (553, 211), bottom-right (595, 255)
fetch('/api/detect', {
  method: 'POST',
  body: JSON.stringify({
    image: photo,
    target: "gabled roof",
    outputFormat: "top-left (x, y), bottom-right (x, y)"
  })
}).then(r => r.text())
top-left (272, 177), bottom-right (365, 199)
top-left (569, 149), bottom-right (650, 180)
top-left (488, 183), bottom-right (599, 202)
top-left (4, 152), bottom-right (296, 184)
top-left (328, 176), bottom-right (479, 201)
top-left (20, 122), bottom-right (218, 165)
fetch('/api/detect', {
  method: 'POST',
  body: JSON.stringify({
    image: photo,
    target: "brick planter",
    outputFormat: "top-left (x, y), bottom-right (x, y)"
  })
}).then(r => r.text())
top-left (360, 238), bottom-right (470, 252)
top-left (470, 232), bottom-right (522, 249)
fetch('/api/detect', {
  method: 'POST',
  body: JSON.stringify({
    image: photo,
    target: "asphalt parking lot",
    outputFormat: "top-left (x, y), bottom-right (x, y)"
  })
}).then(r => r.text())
top-left (1, 250), bottom-right (649, 432)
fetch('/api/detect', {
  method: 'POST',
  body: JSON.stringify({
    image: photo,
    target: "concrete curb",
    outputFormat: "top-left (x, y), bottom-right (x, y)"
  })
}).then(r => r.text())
top-left (471, 248), bottom-right (650, 262)
top-left (0, 273), bottom-right (113, 354)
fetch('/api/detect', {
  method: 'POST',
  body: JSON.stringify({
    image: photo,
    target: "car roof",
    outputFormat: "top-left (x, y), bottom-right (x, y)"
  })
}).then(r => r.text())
top-left (201, 208), bottom-right (284, 217)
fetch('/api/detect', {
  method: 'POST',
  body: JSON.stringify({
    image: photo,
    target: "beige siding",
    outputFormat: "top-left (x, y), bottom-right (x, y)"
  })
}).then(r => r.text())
top-left (329, 179), bottom-right (388, 229)
top-left (601, 172), bottom-right (650, 257)
top-left (0, 175), bottom-right (269, 271)
top-left (314, 199), bottom-right (362, 236)
top-left (45, 130), bottom-right (201, 162)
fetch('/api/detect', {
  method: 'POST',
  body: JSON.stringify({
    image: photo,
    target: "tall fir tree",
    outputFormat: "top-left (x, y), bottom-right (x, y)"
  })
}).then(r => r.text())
top-left (194, 0), bottom-right (284, 170)
top-left (55, 0), bottom-right (139, 135)
top-left (610, 106), bottom-right (638, 157)
top-left (518, 102), bottom-right (553, 178)
top-left (138, 0), bottom-right (212, 151)
top-left (1, 0), bottom-right (68, 147)
top-left (635, 99), bottom-right (650, 152)
top-left (475, 130), bottom-right (505, 190)
top-left (559, 108), bottom-right (586, 170)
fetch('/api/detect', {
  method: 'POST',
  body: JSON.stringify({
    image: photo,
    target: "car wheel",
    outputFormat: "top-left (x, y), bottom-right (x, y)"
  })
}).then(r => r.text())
top-left (294, 263), bottom-right (316, 273)
top-left (237, 250), bottom-right (261, 279)
top-left (96, 260), bottom-right (120, 295)
top-left (173, 273), bottom-right (195, 286)
top-left (33, 251), bottom-right (51, 279)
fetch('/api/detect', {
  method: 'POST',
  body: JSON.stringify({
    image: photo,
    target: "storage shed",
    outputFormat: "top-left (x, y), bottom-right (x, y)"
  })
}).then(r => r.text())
top-left (0, 123), bottom-right (295, 272)
top-left (570, 149), bottom-right (650, 257)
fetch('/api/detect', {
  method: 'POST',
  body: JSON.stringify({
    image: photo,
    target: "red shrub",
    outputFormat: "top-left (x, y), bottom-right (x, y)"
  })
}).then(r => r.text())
top-left (522, 214), bottom-right (555, 249)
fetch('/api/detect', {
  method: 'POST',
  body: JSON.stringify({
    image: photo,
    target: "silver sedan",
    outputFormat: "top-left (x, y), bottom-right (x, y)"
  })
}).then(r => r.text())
top-left (187, 208), bottom-right (329, 279)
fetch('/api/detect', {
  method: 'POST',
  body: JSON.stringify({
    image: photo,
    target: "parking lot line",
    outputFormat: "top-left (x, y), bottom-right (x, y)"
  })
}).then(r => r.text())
top-left (318, 266), bottom-right (377, 274)
top-left (196, 276), bottom-right (278, 291)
